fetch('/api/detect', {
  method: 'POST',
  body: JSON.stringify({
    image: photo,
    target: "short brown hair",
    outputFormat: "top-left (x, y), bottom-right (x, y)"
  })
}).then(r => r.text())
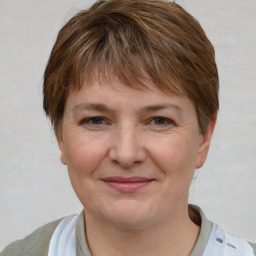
top-left (43, 0), bottom-right (219, 139)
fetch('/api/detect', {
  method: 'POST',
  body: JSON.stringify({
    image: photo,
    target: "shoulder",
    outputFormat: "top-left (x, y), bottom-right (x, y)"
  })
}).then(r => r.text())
top-left (249, 242), bottom-right (256, 255)
top-left (206, 223), bottom-right (256, 256)
top-left (0, 218), bottom-right (63, 256)
top-left (189, 205), bottom-right (256, 256)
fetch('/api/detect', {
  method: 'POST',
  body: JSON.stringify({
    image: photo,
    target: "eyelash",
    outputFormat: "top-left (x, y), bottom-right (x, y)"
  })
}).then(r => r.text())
top-left (149, 117), bottom-right (174, 126)
top-left (80, 117), bottom-right (106, 125)
top-left (80, 116), bottom-right (174, 127)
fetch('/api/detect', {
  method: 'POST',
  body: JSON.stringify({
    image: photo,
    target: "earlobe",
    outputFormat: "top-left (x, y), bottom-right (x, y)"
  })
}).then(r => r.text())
top-left (196, 115), bottom-right (217, 169)
top-left (57, 138), bottom-right (67, 165)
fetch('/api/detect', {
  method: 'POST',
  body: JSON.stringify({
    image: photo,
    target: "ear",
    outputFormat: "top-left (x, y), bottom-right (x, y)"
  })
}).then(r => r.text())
top-left (57, 136), bottom-right (67, 165)
top-left (196, 115), bottom-right (217, 169)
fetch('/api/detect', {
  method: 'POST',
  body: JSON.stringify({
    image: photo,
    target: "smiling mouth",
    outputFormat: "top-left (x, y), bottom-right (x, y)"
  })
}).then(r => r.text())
top-left (101, 176), bottom-right (155, 193)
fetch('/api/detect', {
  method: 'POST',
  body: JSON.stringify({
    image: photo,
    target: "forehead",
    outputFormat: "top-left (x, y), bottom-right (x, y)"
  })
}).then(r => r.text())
top-left (74, 64), bottom-right (186, 97)
top-left (65, 75), bottom-right (194, 115)
top-left (71, 74), bottom-right (172, 99)
top-left (74, 68), bottom-right (185, 96)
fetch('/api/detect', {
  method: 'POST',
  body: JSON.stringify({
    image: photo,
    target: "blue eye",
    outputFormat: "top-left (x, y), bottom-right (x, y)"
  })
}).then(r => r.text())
top-left (151, 117), bottom-right (173, 125)
top-left (82, 117), bottom-right (105, 125)
top-left (89, 117), bottom-right (104, 124)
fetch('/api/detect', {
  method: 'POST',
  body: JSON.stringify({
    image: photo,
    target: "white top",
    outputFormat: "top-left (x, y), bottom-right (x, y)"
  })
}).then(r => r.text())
top-left (48, 215), bottom-right (77, 256)
top-left (48, 215), bottom-right (254, 256)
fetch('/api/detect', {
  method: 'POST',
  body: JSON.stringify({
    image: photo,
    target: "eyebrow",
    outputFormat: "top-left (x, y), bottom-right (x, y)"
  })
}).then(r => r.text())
top-left (73, 103), bottom-right (113, 113)
top-left (141, 104), bottom-right (182, 113)
top-left (73, 103), bottom-right (182, 114)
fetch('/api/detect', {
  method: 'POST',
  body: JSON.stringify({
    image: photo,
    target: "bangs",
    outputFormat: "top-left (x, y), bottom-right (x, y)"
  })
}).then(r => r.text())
top-left (63, 11), bottom-right (185, 95)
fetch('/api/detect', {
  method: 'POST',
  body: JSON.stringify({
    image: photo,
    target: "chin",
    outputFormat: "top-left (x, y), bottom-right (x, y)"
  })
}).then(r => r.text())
top-left (100, 199), bottom-right (157, 230)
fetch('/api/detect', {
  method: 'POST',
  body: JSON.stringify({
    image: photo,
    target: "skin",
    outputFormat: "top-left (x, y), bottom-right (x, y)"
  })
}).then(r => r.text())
top-left (58, 75), bottom-right (216, 256)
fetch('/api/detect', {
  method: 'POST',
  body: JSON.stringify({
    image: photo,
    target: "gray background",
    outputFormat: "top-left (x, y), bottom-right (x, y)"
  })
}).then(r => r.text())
top-left (0, 0), bottom-right (255, 250)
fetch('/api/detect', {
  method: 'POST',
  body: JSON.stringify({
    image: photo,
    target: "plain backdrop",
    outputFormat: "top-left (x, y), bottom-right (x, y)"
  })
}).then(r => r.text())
top-left (0, 0), bottom-right (256, 250)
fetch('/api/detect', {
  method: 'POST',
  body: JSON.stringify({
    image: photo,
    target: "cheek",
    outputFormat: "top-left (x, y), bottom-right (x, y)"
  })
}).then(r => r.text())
top-left (63, 134), bottom-right (109, 205)
top-left (64, 133), bottom-right (109, 176)
top-left (147, 133), bottom-right (199, 177)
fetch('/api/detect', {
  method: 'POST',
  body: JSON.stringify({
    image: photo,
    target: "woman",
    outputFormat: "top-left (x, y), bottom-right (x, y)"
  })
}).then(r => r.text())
top-left (1, 0), bottom-right (255, 255)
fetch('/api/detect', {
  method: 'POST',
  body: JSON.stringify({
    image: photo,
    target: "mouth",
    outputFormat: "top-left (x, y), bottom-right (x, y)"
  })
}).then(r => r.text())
top-left (101, 176), bottom-right (155, 193)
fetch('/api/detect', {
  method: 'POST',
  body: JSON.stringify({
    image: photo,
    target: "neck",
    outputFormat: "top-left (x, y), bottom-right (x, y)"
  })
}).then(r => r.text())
top-left (84, 205), bottom-right (200, 256)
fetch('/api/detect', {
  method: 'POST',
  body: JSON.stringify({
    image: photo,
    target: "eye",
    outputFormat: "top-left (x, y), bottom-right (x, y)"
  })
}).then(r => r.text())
top-left (81, 117), bottom-right (106, 125)
top-left (150, 117), bottom-right (174, 125)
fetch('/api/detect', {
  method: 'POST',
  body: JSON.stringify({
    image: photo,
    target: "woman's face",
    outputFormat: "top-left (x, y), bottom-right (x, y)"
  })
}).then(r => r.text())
top-left (58, 76), bottom-right (214, 229)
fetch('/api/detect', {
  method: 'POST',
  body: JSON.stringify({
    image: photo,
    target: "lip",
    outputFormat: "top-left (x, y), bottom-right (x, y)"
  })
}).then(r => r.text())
top-left (101, 176), bottom-right (155, 193)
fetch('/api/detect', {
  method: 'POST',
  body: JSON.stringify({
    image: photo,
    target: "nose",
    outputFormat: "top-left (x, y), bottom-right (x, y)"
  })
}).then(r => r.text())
top-left (109, 125), bottom-right (146, 168)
